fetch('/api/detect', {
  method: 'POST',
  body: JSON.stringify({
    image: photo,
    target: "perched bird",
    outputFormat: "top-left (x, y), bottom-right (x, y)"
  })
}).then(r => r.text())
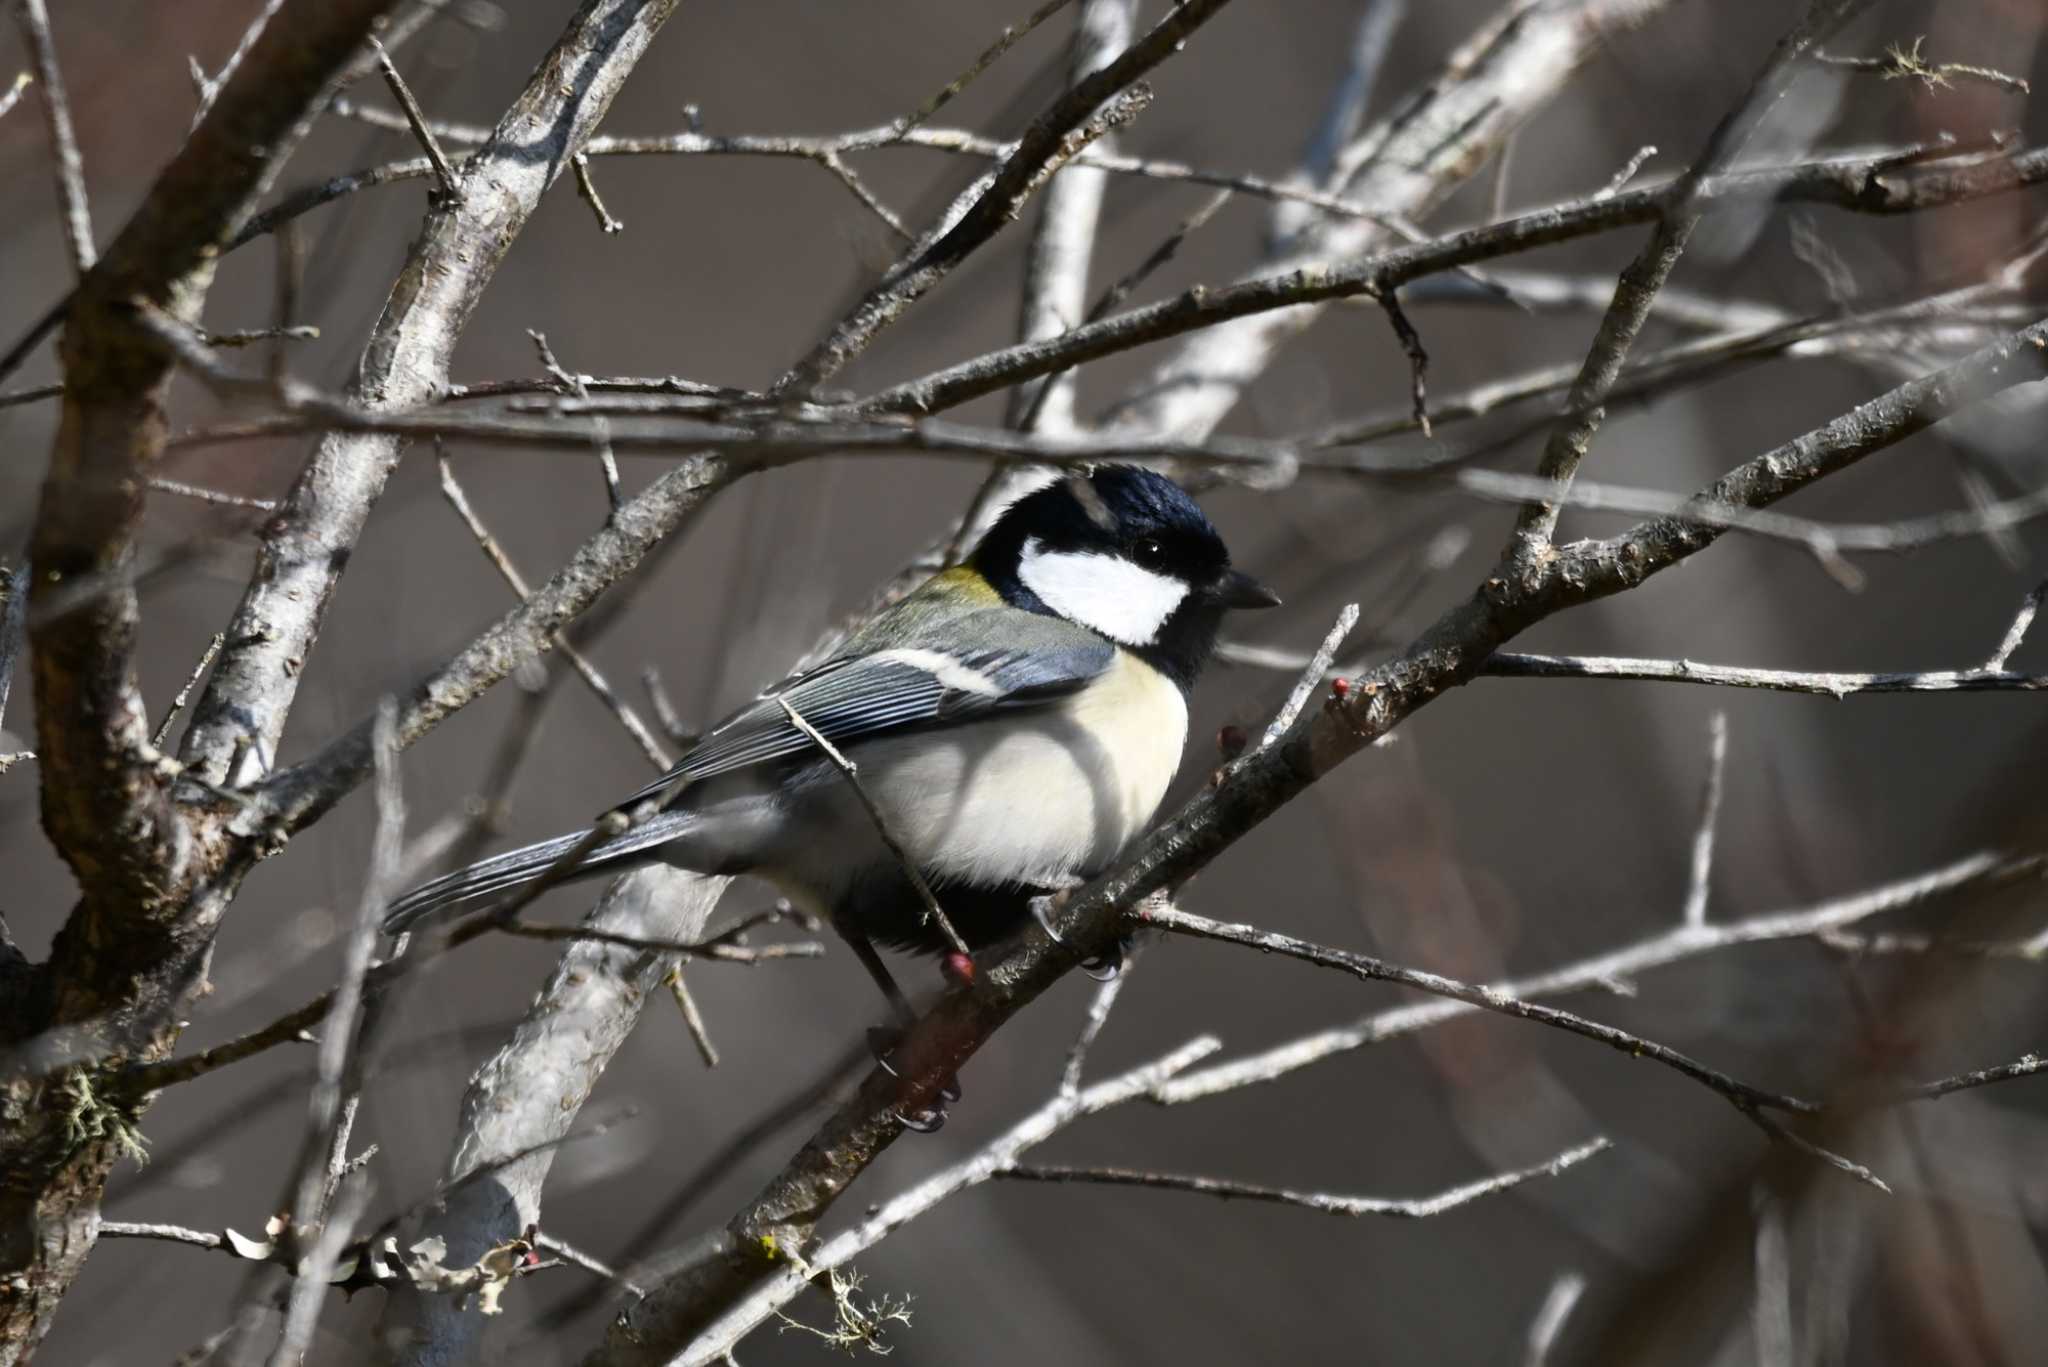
top-left (385, 467), bottom-right (1276, 1098)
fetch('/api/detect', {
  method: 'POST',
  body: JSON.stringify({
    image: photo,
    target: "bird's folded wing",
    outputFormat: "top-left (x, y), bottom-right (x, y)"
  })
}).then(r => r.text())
top-left (617, 632), bottom-right (1114, 810)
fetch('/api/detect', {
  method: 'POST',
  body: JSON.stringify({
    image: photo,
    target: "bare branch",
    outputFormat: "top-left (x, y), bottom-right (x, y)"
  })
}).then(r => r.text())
top-left (437, 450), bottom-right (667, 768)
top-left (529, 331), bottom-right (623, 513)
top-left (369, 36), bottom-right (462, 200)
top-left (1480, 653), bottom-right (2048, 697)
top-left (776, 694), bottom-right (972, 960)
top-left (1152, 851), bottom-right (2048, 1106)
top-left (1142, 903), bottom-right (1882, 1182)
top-left (151, 633), bottom-right (226, 750)
top-left (1984, 576), bottom-right (2048, 671)
top-left (0, 69), bottom-right (29, 122)
top-left (188, 0), bottom-right (287, 127)
top-left (1524, 1272), bottom-right (1588, 1367)
top-left (1506, 0), bottom-right (1873, 555)
top-left (4, 3), bottom-right (403, 1350)
top-left (993, 1136), bottom-right (1612, 1218)
top-left (775, 0), bottom-right (1238, 394)
top-left (1259, 604), bottom-right (1358, 750)
top-left (1909, 1051), bottom-right (2048, 1102)
top-left (1106, 0), bottom-right (1687, 443)
top-left (1814, 36), bottom-right (2032, 96)
top-left (1007, 0), bottom-right (1137, 434)
top-left (855, 145), bottom-right (2048, 418)
top-left (1681, 712), bottom-right (1728, 927)
top-left (182, 0), bottom-right (685, 792)
top-left (144, 476), bottom-right (280, 513)
top-left (627, 1036), bottom-right (1224, 1367)
top-left (571, 152), bottom-right (625, 234)
top-left (16, 0), bottom-right (94, 274)
top-left (384, 866), bottom-right (728, 1365)
top-left (666, 966), bottom-right (718, 1068)
top-left (893, 0), bottom-right (1076, 137)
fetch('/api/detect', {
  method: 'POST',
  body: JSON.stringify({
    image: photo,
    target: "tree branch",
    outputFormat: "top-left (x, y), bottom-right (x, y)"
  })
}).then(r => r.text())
top-left (180, 0), bottom-right (684, 792)
top-left (4, 2), bottom-right (402, 1355)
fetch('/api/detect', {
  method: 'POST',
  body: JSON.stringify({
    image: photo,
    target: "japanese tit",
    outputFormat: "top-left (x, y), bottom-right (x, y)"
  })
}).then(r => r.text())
top-left (384, 466), bottom-right (1278, 1021)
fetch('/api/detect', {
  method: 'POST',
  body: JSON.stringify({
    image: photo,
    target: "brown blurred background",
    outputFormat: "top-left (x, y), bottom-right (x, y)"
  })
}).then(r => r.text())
top-left (4, 1), bottom-right (2048, 1362)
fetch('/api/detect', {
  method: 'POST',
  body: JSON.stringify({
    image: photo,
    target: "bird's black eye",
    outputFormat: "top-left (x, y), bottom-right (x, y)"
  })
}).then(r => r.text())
top-left (1130, 536), bottom-right (1168, 568)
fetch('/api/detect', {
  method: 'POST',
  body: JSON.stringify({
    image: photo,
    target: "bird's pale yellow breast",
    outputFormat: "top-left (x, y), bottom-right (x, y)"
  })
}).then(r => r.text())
top-left (854, 650), bottom-right (1188, 887)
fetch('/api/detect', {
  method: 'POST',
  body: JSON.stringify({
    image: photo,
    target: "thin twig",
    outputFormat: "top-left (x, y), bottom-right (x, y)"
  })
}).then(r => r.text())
top-left (1504, 0), bottom-right (1874, 558)
top-left (0, 561), bottom-right (25, 738)
top-left (1481, 653), bottom-right (2048, 697)
top-left (993, 1136), bottom-right (1612, 1218)
top-left (1376, 288), bottom-right (1431, 436)
top-left (777, 0), bottom-right (1235, 394)
top-left (1595, 145), bottom-right (1658, 200)
top-left (1983, 576), bottom-right (2048, 671)
top-left (1060, 931), bottom-right (1141, 1096)
top-left (1681, 712), bottom-right (1728, 927)
top-left (1523, 1272), bottom-right (1588, 1367)
top-left (666, 967), bottom-right (718, 1067)
top-left (776, 694), bottom-right (972, 959)
top-left (572, 152), bottom-right (625, 233)
top-left (0, 70), bottom-right (29, 122)
top-left (814, 150), bottom-right (908, 242)
top-left (1150, 852), bottom-right (2048, 1110)
top-left (1006, 0), bottom-right (1138, 434)
top-left (534, 1232), bottom-right (646, 1298)
top-left (17, 0), bottom-right (94, 273)
top-left (529, 331), bottom-right (624, 513)
top-left (369, 36), bottom-right (461, 200)
top-left (271, 701), bottom-right (404, 1359)
top-left (1143, 903), bottom-right (1888, 1189)
top-left (1259, 604), bottom-right (1358, 750)
top-left (891, 0), bottom-right (1076, 137)
top-left (640, 666), bottom-right (697, 747)
top-left (437, 451), bottom-right (664, 765)
top-left (145, 477), bottom-right (279, 512)
top-left (1813, 36), bottom-right (2031, 96)
top-left (188, 0), bottom-right (288, 127)
top-left (496, 919), bottom-right (823, 963)
top-left (152, 634), bottom-right (227, 749)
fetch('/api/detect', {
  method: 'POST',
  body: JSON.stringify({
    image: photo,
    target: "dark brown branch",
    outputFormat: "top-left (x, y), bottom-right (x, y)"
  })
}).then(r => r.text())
top-left (1503, 0), bottom-right (1874, 557)
top-left (598, 315), bottom-right (2048, 1363)
top-left (774, 0), bottom-right (1238, 393)
top-left (5, 3), bottom-right (400, 1354)
top-left (855, 144), bottom-right (2048, 418)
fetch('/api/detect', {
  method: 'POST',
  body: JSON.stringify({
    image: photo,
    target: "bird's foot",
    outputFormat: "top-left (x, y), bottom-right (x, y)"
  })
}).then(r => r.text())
top-left (1029, 893), bottom-right (1066, 945)
top-left (1080, 931), bottom-right (1136, 981)
top-left (866, 1024), bottom-right (961, 1132)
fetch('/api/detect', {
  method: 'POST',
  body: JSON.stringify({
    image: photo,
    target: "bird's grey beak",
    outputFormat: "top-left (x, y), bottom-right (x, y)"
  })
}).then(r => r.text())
top-left (1216, 569), bottom-right (1281, 610)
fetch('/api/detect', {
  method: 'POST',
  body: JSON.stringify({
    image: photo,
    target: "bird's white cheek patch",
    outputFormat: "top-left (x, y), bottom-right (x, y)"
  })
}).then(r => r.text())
top-left (1018, 537), bottom-right (1189, 646)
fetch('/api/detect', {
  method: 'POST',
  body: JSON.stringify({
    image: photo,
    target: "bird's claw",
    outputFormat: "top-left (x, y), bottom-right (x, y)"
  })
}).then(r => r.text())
top-left (867, 1024), bottom-right (961, 1128)
top-left (1080, 932), bottom-right (1135, 981)
top-left (1029, 893), bottom-right (1066, 945)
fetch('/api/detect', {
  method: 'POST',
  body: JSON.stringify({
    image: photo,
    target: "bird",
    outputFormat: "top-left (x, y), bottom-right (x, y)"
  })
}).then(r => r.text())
top-left (383, 466), bottom-right (1277, 1118)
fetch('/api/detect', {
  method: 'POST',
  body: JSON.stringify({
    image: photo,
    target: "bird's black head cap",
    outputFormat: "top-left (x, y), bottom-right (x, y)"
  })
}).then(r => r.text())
top-left (973, 466), bottom-right (1278, 690)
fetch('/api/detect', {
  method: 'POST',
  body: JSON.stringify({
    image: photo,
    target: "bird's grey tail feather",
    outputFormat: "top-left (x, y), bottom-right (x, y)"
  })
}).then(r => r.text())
top-left (381, 810), bottom-right (697, 933)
